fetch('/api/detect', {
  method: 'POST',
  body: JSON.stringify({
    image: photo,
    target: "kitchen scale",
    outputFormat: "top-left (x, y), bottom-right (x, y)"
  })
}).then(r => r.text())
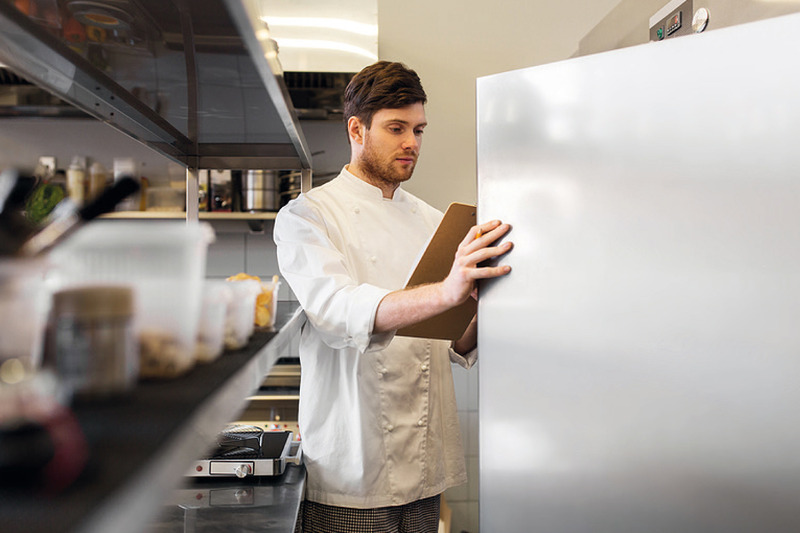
top-left (188, 425), bottom-right (300, 478)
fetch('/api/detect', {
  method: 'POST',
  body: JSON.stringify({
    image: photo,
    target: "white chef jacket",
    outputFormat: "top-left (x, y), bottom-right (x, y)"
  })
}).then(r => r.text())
top-left (273, 167), bottom-right (477, 508)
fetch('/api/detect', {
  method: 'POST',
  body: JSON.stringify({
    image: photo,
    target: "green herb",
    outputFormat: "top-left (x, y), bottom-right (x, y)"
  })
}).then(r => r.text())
top-left (26, 183), bottom-right (65, 225)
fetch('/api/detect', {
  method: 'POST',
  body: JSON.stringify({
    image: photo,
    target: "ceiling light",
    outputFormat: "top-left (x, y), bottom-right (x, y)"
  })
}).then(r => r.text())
top-left (261, 16), bottom-right (378, 36)
top-left (276, 38), bottom-right (377, 60)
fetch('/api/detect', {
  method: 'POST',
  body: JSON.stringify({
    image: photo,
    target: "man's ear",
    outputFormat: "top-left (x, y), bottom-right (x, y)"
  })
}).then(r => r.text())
top-left (347, 116), bottom-right (365, 145)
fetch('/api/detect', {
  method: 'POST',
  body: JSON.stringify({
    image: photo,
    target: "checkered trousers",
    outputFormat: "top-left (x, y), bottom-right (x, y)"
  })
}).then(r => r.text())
top-left (295, 494), bottom-right (441, 533)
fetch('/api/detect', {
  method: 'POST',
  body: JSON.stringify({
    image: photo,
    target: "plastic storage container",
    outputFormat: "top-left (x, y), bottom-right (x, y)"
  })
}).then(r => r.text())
top-left (223, 279), bottom-right (261, 350)
top-left (0, 258), bottom-right (49, 376)
top-left (256, 276), bottom-right (281, 329)
top-left (195, 280), bottom-right (231, 363)
top-left (49, 221), bottom-right (215, 379)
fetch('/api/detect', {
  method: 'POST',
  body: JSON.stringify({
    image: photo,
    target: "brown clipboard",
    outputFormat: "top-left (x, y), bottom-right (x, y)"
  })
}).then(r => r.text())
top-left (396, 202), bottom-right (477, 340)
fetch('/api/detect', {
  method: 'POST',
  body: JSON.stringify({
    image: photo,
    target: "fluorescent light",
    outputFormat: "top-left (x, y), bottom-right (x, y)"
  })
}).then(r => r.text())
top-left (261, 16), bottom-right (378, 36)
top-left (275, 38), bottom-right (377, 60)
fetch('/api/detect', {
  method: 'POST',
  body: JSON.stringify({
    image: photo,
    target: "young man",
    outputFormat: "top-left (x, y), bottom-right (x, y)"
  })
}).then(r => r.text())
top-left (274, 61), bottom-right (513, 532)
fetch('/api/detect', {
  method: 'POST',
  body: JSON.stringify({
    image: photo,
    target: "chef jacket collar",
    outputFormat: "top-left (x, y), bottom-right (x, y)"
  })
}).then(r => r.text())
top-left (341, 165), bottom-right (410, 203)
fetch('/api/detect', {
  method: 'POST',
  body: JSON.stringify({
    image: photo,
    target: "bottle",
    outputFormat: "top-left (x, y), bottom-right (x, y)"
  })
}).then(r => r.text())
top-left (66, 156), bottom-right (86, 205)
top-left (88, 161), bottom-right (108, 201)
top-left (113, 157), bottom-right (140, 211)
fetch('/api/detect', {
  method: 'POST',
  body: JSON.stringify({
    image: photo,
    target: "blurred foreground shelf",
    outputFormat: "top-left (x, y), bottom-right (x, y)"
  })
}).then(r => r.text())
top-left (101, 211), bottom-right (279, 220)
top-left (0, 302), bottom-right (305, 533)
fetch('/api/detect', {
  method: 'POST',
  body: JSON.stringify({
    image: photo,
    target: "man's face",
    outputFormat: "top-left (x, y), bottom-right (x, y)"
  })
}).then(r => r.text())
top-left (358, 103), bottom-right (427, 187)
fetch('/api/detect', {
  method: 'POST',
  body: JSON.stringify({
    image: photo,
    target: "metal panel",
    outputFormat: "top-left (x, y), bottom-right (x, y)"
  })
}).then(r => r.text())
top-left (578, 0), bottom-right (800, 56)
top-left (477, 13), bottom-right (800, 533)
top-left (0, 0), bottom-right (311, 171)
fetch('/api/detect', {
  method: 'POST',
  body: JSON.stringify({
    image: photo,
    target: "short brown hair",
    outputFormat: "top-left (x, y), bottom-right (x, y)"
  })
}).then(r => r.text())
top-left (343, 61), bottom-right (427, 130)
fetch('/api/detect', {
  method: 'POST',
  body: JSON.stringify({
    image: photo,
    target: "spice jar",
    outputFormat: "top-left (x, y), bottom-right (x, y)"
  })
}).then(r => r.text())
top-left (43, 286), bottom-right (137, 399)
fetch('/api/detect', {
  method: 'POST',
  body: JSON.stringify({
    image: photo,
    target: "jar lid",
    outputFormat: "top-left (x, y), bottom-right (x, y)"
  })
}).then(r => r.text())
top-left (53, 286), bottom-right (134, 319)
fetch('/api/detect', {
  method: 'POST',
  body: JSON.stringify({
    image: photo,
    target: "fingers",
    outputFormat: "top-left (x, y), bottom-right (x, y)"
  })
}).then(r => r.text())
top-left (460, 221), bottom-right (513, 262)
top-left (471, 262), bottom-right (512, 280)
top-left (463, 220), bottom-right (511, 251)
top-left (445, 219), bottom-right (513, 305)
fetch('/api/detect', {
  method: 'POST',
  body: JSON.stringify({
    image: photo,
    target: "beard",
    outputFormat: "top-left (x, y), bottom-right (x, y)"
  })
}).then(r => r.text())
top-left (358, 134), bottom-right (417, 189)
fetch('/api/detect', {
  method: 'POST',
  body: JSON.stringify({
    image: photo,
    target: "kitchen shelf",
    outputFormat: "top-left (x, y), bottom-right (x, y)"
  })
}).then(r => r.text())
top-left (101, 211), bottom-right (278, 220)
top-left (0, 302), bottom-right (305, 533)
top-left (248, 394), bottom-right (301, 401)
top-left (0, 0), bottom-right (313, 190)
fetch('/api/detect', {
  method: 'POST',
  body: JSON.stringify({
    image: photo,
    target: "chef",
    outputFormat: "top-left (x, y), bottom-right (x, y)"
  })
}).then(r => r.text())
top-left (274, 60), bottom-right (513, 533)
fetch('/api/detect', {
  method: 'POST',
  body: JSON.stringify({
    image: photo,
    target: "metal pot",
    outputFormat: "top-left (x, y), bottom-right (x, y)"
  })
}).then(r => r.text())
top-left (242, 170), bottom-right (279, 212)
top-left (279, 171), bottom-right (302, 207)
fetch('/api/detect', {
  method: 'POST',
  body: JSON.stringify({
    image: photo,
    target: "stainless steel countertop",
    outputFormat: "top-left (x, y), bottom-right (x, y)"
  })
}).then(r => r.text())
top-left (147, 464), bottom-right (305, 533)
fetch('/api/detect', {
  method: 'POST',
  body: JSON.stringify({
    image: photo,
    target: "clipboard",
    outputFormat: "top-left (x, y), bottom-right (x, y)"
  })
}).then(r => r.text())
top-left (397, 202), bottom-right (477, 340)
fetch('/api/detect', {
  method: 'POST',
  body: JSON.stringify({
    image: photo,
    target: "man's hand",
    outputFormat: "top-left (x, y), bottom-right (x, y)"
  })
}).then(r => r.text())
top-left (373, 220), bottom-right (513, 334)
top-left (440, 220), bottom-right (513, 307)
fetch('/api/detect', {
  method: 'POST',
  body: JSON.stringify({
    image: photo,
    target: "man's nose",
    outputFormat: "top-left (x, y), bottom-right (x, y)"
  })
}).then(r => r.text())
top-left (401, 132), bottom-right (420, 152)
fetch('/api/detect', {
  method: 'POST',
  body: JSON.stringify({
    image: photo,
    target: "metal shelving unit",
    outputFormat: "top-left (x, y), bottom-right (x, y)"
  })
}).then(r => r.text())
top-left (0, 2), bottom-right (312, 530)
top-left (0, 0), bottom-right (313, 220)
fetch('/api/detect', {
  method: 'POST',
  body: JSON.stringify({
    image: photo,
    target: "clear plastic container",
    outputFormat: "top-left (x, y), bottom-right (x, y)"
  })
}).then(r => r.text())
top-left (256, 277), bottom-right (281, 329)
top-left (49, 221), bottom-right (215, 379)
top-left (0, 258), bottom-right (50, 377)
top-left (224, 279), bottom-right (261, 350)
top-left (196, 280), bottom-right (231, 363)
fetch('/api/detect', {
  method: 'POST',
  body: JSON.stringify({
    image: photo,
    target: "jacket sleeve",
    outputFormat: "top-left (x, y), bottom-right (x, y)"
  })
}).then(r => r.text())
top-left (274, 199), bottom-right (394, 353)
top-left (449, 344), bottom-right (478, 369)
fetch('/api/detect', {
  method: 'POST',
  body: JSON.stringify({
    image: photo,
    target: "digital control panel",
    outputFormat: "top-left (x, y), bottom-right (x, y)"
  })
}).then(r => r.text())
top-left (650, 0), bottom-right (695, 42)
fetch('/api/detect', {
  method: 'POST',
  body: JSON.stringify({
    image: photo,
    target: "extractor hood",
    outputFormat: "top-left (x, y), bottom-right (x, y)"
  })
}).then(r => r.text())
top-left (0, 0), bottom-right (313, 171)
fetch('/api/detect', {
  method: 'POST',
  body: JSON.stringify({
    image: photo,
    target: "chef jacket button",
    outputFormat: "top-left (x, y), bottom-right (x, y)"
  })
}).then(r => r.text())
top-left (420, 363), bottom-right (429, 372)
top-left (370, 255), bottom-right (377, 263)
top-left (417, 419), bottom-right (425, 427)
top-left (354, 206), bottom-right (360, 214)
top-left (411, 206), bottom-right (418, 214)
top-left (386, 424), bottom-right (394, 432)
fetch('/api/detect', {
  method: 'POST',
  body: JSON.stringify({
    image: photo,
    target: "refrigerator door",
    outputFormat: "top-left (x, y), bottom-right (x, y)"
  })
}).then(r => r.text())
top-left (477, 13), bottom-right (800, 533)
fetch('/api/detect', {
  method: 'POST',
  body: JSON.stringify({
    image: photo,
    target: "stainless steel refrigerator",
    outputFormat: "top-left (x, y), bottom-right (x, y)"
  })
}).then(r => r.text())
top-left (476, 8), bottom-right (800, 533)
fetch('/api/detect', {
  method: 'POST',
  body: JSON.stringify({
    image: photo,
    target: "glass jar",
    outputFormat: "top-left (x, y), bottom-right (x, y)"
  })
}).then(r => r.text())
top-left (43, 286), bottom-right (137, 398)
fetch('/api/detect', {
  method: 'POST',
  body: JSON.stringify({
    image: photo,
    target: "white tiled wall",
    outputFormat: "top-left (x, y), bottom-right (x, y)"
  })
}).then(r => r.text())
top-left (206, 224), bottom-right (481, 533)
top-left (205, 220), bottom-right (291, 299)
top-left (449, 364), bottom-right (480, 533)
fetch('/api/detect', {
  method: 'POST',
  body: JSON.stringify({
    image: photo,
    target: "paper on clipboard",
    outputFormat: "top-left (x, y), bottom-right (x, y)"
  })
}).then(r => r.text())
top-left (397, 202), bottom-right (477, 340)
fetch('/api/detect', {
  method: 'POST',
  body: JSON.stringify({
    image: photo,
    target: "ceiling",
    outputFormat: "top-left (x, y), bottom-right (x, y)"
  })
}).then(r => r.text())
top-left (255, 0), bottom-right (377, 73)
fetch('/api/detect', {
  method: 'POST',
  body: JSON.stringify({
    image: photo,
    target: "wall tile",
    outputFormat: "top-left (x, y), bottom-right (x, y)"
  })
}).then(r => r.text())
top-left (452, 365), bottom-right (469, 410)
top-left (467, 363), bottom-right (479, 411)
top-left (206, 233), bottom-right (246, 277)
top-left (448, 501), bottom-right (472, 533)
top-left (468, 411), bottom-right (479, 456)
top-left (468, 456), bottom-right (480, 501)
top-left (444, 477), bottom-right (468, 503)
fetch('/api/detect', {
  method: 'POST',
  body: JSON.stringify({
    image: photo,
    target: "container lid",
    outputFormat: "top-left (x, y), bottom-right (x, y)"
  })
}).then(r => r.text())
top-left (54, 220), bottom-right (216, 250)
top-left (53, 286), bottom-right (134, 319)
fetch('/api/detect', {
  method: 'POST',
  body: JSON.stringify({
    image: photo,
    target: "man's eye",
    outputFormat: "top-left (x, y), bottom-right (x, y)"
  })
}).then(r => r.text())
top-left (415, 129), bottom-right (425, 136)
top-left (390, 127), bottom-right (402, 133)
